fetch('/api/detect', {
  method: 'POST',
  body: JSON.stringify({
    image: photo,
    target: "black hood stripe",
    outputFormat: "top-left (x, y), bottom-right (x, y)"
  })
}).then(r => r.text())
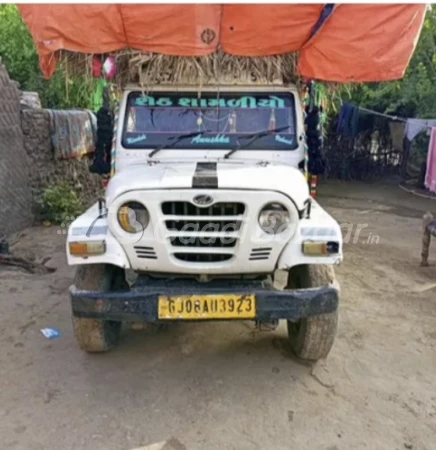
top-left (192, 162), bottom-right (218, 188)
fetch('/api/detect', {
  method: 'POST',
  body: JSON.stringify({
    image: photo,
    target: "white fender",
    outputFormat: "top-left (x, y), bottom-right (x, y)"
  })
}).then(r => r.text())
top-left (66, 202), bottom-right (131, 269)
top-left (277, 200), bottom-right (343, 270)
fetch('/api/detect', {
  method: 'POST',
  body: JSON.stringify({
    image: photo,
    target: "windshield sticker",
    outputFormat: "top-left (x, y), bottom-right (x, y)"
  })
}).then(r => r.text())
top-left (275, 135), bottom-right (294, 145)
top-left (134, 96), bottom-right (172, 107)
top-left (191, 134), bottom-right (230, 145)
top-left (134, 95), bottom-right (286, 109)
top-left (126, 134), bottom-right (147, 144)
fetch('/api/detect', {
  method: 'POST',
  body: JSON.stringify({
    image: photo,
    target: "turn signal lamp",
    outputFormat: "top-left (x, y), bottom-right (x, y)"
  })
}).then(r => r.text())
top-left (69, 240), bottom-right (106, 256)
top-left (302, 241), bottom-right (339, 256)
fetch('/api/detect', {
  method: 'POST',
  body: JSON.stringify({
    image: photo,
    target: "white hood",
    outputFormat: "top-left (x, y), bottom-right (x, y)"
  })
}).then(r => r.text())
top-left (106, 160), bottom-right (310, 210)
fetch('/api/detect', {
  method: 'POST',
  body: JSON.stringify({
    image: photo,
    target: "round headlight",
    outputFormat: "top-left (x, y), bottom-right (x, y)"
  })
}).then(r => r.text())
top-left (118, 202), bottom-right (149, 233)
top-left (258, 203), bottom-right (291, 234)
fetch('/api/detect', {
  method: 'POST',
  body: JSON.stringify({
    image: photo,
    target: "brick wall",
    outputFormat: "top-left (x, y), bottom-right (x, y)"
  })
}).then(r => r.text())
top-left (0, 63), bottom-right (33, 236)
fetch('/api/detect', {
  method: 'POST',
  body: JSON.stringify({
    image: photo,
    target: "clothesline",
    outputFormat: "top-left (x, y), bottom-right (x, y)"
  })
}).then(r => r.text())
top-left (338, 101), bottom-right (436, 140)
top-left (358, 106), bottom-right (434, 129)
top-left (358, 106), bottom-right (403, 123)
top-left (338, 102), bottom-right (436, 194)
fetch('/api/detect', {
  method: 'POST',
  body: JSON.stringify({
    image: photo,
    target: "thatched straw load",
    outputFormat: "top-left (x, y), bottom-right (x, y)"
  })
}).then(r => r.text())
top-left (60, 49), bottom-right (301, 88)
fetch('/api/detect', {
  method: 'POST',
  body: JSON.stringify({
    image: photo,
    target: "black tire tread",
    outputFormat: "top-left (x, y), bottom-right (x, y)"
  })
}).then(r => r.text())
top-left (286, 264), bottom-right (338, 361)
top-left (72, 265), bottom-right (124, 353)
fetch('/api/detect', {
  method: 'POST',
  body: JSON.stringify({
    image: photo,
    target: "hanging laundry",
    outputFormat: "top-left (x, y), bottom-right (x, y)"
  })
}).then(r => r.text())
top-left (404, 119), bottom-right (436, 142)
top-left (425, 127), bottom-right (436, 193)
top-left (405, 119), bottom-right (428, 141)
top-left (337, 102), bottom-right (360, 138)
top-left (388, 121), bottom-right (406, 152)
top-left (48, 110), bottom-right (96, 160)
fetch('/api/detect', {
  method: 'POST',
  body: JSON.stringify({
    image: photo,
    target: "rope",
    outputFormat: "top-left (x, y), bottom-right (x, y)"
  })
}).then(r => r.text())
top-left (201, 113), bottom-right (231, 122)
top-left (358, 106), bottom-right (404, 122)
top-left (357, 106), bottom-right (436, 130)
top-left (301, 85), bottom-right (310, 178)
top-left (110, 102), bottom-right (119, 177)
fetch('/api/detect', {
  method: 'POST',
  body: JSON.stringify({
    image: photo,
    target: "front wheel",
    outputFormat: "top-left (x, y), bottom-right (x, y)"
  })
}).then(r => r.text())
top-left (285, 264), bottom-right (338, 361)
top-left (72, 264), bottom-right (127, 353)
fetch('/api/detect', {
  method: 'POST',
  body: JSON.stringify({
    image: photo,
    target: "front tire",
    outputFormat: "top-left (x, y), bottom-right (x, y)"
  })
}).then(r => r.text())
top-left (285, 265), bottom-right (338, 361)
top-left (72, 264), bottom-right (127, 353)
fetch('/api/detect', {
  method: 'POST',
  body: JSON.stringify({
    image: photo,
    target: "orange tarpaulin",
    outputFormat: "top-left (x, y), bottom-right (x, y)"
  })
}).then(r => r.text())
top-left (298, 4), bottom-right (427, 82)
top-left (220, 4), bottom-right (325, 55)
top-left (18, 4), bottom-right (426, 82)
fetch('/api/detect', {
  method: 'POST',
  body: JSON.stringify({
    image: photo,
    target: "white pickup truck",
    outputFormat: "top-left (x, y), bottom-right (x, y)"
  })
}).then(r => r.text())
top-left (67, 84), bottom-right (342, 360)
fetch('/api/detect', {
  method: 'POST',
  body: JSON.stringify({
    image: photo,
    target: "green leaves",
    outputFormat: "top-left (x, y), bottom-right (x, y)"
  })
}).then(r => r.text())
top-left (0, 5), bottom-right (95, 110)
top-left (38, 182), bottom-right (83, 224)
top-left (344, 7), bottom-right (436, 119)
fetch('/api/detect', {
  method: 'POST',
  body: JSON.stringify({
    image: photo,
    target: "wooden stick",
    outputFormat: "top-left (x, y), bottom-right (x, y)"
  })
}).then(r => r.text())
top-left (0, 255), bottom-right (56, 274)
top-left (421, 212), bottom-right (434, 267)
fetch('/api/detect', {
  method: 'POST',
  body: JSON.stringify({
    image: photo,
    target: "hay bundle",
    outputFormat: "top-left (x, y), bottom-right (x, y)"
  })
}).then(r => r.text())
top-left (59, 49), bottom-right (300, 88)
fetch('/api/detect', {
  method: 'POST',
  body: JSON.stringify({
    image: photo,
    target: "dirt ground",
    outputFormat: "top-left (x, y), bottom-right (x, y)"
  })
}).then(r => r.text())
top-left (1, 180), bottom-right (435, 450)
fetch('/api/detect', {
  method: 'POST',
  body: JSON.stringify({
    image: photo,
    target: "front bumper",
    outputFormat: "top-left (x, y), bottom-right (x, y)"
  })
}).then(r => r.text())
top-left (70, 277), bottom-right (339, 323)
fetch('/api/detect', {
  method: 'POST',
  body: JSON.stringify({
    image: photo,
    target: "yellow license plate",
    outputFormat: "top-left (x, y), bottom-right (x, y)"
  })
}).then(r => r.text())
top-left (158, 294), bottom-right (256, 320)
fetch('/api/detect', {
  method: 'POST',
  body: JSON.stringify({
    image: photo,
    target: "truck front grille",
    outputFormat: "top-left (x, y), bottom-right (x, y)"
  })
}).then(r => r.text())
top-left (165, 220), bottom-right (242, 232)
top-left (169, 237), bottom-right (237, 248)
top-left (162, 201), bottom-right (245, 263)
top-left (162, 202), bottom-right (245, 216)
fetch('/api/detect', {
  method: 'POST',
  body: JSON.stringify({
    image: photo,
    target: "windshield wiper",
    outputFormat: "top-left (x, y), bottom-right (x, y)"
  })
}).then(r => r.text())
top-left (148, 130), bottom-right (211, 158)
top-left (223, 126), bottom-right (291, 159)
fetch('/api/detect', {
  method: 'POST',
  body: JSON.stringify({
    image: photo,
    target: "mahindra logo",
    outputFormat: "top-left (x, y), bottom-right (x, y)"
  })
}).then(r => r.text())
top-left (192, 194), bottom-right (214, 206)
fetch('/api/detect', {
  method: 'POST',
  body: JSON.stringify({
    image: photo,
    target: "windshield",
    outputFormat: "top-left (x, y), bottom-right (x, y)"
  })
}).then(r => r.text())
top-left (122, 91), bottom-right (297, 150)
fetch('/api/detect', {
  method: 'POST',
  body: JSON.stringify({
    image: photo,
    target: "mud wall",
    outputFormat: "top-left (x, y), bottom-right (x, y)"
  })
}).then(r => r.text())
top-left (0, 63), bottom-right (33, 236)
top-left (21, 109), bottom-right (102, 213)
top-left (0, 63), bottom-right (102, 236)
